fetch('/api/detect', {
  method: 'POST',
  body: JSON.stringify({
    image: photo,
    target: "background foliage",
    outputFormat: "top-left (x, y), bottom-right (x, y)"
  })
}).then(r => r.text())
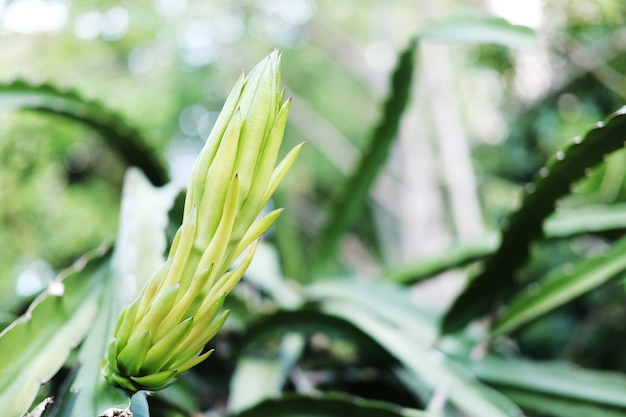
top-left (3, 0), bottom-right (626, 416)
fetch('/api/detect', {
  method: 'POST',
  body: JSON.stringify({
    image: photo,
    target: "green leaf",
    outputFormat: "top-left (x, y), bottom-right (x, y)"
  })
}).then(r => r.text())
top-left (0, 246), bottom-right (110, 417)
top-left (442, 107), bottom-right (626, 334)
top-left (500, 389), bottom-right (626, 417)
top-left (24, 397), bottom-right (54, 417)
top-left (386, 203), bottom-right (626, 286)
top-left (233, 298), bottom-right (394, 410)
top-left (228, 334), bottom-right (305, 413)
top-left (113, 168), bottom-right (180, 291)
top-left (309, 280), bottom-right (521, 416)
top-left (321, 301), bottom-right (523, 417)
top-left (419, 14), bottom-right (538, 48)
top-left (228, 357), bottom-right (287, 412)
top-left (238, 280), bottom-right (519, 417)
top-left (49, 263), bottom-right (129, 416)
top-left (472, 356), bottom-right (626, 412)
top-left (241, 309), bottom-right (379, 354)
top-left (314, 39), bottom-right (417, 265)
top-left (242, 242), bottom-right (303, 309)
top-left (60, 169), bottom-right (178, 416)
top-left (234, 392), bottom-right (431, 417)
top-left (385, 235), bottom-right (498, 285)
top-left (59, 260), bottom-right (130, 417)
top-left (307, 280), bottom-right (438, 346)
top-left (273, 190), bottom-right (308, 283)
top-left (152, 380), bottom-right (200, 415)
top-left (0, 80), bottom-right (168, 185)
top-left (543, 203), bottom-right (626, 238)
top-left (0, 313), bottom-right (17, 333)
top-left (492, 234), bottom-right (626, 336)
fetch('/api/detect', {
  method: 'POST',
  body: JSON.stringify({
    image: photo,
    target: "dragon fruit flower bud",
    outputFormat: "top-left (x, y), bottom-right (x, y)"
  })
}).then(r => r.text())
top-left (101, 50), bottom-right (302, 392)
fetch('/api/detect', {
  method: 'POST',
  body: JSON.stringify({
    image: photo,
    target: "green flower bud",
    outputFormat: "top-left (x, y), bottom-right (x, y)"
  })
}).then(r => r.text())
top-left (101, 50), bottom-right (302, 392)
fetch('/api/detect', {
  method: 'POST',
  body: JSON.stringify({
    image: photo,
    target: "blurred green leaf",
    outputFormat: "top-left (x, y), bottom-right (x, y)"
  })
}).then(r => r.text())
top-left (234, 392), bottom-right (431, 417)
top-left (243, 242), bottom-right (303, 309)
top-left (443, 107), bottom-right (626, 334)
top-left (385, 235), bottom-right (498, 285)
top-left (228, 335), bottom-right (305, 414)
top-left (0, 81), bottom-right (168, 185)
top-left (501, 389), bottom-right (626, 417)
top-left (0, 246), bottom-right (110, 417)
top-left (153, 380), bottom-right (200, 415)
top-left (228, 357), bottom-right (288, 412)
top-left (544, 203), bottom-right (626, 237)
top-left (419, 15), bottom-right (538, 48)
top-left (304, 280), bottom-right (521, 417)
top-left (314, 39), bottom-right (417, 266)
top-left (273, 190), bottom-right (308, 283)
top-left (321, 301), bottom-right (522, 417)
top-left (230, 308), bottom-right (390, 412)
top-left (472, 356), bottom-right (626, 413)
top-left (55, 169), bottom-right (178, 416)
top-left (307, 280), bottom-right (438, 345)
top-left (387, 203), bottom-right (626, 286)
top-left (24, 397), bottom-right (54, 417)
top-left (112, 168), bottom-right (179, 292)
top-left (0, 313), bottom-right (17, 333)
top-left (241, 308), bottom-right (379, 354)
top-left (492, 234), bottom-right (626, 336)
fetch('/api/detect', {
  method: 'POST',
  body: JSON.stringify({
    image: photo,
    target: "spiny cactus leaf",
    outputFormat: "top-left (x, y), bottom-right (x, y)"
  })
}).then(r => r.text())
top-left (0, 246), bottom-right (110, 417)
top-left (234, 392), bottom-right (431, 417)
top-left (0, 80), bottom-right (168, 185)
top-left (442, 107), bottom-right (626, 334)
top-left (314, 39), bottom-right (417, 266)
top-left (491, 234), bottom-right (626, 336)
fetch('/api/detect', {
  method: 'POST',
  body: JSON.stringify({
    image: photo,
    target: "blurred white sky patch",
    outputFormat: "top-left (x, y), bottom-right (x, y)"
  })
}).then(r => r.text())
top-left (15, 259), bottom-right (55, 297)
top-left (365, 41), bottom-right (396, 72)
top-left (1, 0), bottom-right (68, 33)
top-left (178, 19), bottom-right (221, 67)
top-left (155, 0), bottom-right (187, 18)
top-left (101, 6), bottom-right (129, 41)
top-left (75, 11), bottom-right (101, 40)
top-left (75, 7), bottom-right (130, 41)
top-left (487, 0), bottom-right (544, 28)
top-left (488, 0), bottom-right (550, 101)
top-left (252, 0), bottom-right (314, 47)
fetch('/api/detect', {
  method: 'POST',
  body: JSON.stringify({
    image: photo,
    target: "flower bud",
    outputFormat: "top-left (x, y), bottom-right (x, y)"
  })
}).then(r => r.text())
top-left (101, 50), bottom-right (302, 392)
